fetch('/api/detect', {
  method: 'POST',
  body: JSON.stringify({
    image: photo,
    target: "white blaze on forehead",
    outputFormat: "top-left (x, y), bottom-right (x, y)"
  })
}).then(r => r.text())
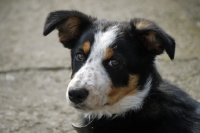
top-left (89, 25), bottom-right (119, 60)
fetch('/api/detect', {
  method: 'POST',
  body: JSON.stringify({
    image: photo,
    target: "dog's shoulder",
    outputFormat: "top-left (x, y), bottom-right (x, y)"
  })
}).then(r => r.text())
top-left (80, 82), bottom-right (200, 133)
top-left (142, 80), bottom-right (200, 132)
top-left (155, 80), bottom-right (200, 110)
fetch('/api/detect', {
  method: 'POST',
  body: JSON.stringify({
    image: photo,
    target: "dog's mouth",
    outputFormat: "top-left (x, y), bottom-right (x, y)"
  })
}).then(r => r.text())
top-left (74, 104), bottom-right (88, 110)
top-left (70, 102), bottom-right (110, 112)
top-left (70, 103), bottom-right (92, 111)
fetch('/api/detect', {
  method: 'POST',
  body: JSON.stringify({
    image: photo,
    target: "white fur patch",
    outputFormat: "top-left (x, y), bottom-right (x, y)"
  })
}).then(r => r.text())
top-left (89, 25), bottom-right (119, 60)
top-left (66, 26), bottom-right (119, 112)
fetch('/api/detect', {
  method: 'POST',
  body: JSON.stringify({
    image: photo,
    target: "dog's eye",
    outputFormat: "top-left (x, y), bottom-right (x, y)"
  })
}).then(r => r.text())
top-left (108, 60), bottom-right (119, 67)
top-left (76, 53), bottom-right (85, 61)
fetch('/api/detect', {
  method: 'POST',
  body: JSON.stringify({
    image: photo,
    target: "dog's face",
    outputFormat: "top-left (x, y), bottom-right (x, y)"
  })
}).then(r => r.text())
top-left (44, 11), bottom-right (175, 116)
top-left (68, 24), bottom-right (142, 116)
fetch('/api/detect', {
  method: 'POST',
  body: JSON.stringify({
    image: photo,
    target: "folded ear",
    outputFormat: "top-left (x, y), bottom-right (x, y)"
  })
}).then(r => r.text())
top-left (43, 10), bottom-right (96, 49)
top-left (130, 18), bottom-right (175, 60)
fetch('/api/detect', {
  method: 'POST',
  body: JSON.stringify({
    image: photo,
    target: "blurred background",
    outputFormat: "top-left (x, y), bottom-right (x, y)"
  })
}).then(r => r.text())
top-left (0, 0), bottom-right (200, 132)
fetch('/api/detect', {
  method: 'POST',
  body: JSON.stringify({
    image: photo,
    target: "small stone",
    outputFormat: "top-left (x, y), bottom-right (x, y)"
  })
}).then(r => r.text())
top-left (197, 21), bottom-right (200, 27)
top-left (5, 74), bottom-right (15, 81)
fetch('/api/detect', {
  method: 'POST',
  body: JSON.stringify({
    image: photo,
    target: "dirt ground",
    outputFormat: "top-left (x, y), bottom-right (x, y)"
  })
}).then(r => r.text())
top-left (0, 0), bottom-right (200, 133)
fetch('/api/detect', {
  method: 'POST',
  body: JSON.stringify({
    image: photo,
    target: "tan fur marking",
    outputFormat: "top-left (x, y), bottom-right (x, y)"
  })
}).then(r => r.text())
top-left (104, 48), bottom-right (114, 60)
top-left (108, 75), bottom-right (139, 105)
top-left (135, 20), bottom-right (152, 30)
top-left (133, 19), bottom-right (163, 52)
top-left (142, 31), bottom-right (163, 52)
top-left (82, 41), bottom-right (91, 54)
top-left (57, 17), bottom-right (81, 42)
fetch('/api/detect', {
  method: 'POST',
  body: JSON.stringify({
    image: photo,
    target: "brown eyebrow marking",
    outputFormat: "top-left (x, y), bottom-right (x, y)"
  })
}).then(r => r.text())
top-left (104, 48), bottom-right (114, 60)
top-left (82, 41), bottom-right (91, 54)
top-left (108, 75), bottom-right (139, 105)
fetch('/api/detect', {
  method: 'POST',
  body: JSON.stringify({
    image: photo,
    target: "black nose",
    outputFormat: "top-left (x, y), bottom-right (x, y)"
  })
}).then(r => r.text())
top-left (68, 89), bottom-right (89, 104)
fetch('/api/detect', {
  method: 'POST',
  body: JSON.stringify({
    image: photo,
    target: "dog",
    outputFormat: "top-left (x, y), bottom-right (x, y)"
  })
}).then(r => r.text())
top-left (43, 10), bottom-right (200, 133)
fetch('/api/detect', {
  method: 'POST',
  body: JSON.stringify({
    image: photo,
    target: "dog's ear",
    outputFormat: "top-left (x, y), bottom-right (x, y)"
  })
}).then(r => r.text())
top-left (43, 10), bottom-right (96, 49)
top-left (130, 18), bottom-right (175, 60)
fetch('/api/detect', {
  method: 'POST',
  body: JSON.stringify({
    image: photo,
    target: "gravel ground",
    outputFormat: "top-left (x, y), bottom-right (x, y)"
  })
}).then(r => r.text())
top-left (0, 0), bottom-right (200, 133)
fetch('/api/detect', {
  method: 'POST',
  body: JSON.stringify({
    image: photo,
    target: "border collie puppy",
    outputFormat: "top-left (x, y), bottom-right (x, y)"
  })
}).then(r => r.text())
top-left (43, 10), bottom-right (200, 133)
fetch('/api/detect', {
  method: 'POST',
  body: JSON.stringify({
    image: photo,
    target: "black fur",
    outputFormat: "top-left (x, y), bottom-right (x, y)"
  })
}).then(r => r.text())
top-left (44, 10), bottom-right (200, 133)
top-left (78, 80), bottom-right (200, 133)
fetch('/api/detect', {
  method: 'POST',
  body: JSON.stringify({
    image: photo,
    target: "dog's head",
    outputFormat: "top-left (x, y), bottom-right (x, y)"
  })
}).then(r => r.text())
top-left (44, 10), bottom-right (175, 117)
